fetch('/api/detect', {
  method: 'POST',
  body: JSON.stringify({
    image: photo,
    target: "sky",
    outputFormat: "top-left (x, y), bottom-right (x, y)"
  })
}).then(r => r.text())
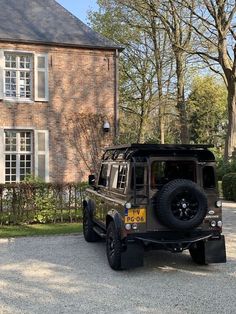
top-left (56, 0), bottom-right (99, 24)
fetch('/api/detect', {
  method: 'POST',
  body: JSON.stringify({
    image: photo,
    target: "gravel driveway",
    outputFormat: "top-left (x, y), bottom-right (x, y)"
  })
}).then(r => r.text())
top-left (0, 202), bottom-right (236, 314)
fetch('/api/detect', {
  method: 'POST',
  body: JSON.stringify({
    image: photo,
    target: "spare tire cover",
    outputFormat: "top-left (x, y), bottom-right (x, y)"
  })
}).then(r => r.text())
top-left (157, 179), bottom-right (208, 231)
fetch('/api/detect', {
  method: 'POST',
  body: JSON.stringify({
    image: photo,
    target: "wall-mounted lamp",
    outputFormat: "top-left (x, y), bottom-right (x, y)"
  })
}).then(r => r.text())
top-left (103, 121), bottom-right (110, 133)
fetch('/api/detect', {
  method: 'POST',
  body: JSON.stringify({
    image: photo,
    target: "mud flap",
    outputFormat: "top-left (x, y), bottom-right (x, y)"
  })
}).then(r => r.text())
top-left (121, 242), bottom-right (144, 269)
top-left (205, 235), bottom-right (227, 264)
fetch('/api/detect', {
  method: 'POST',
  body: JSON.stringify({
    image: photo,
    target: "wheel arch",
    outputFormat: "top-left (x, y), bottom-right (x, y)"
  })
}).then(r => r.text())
top-left (106, 210), bottom-right (126, 240)
top-left (83, 199), bottom-right (96, 218)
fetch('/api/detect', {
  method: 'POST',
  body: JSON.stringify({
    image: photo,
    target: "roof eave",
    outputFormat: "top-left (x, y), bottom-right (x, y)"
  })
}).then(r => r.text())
top-left (0, 38), bottom-right (125, 51)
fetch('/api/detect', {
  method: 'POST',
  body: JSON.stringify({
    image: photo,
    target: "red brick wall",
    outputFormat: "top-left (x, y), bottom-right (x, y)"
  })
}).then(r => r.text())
top-left (0, 42), bottom-right (116, 182)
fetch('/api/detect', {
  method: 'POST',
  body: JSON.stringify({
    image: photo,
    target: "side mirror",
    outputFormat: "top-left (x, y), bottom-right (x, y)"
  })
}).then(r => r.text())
top-left (88, 175), bottom-right (96, 186)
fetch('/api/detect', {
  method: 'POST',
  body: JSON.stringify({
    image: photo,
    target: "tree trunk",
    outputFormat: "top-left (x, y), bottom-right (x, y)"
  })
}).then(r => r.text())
top-left (225, 81), bottom-right (236, 159)
top-left (137, 103), bottom-right (146, 143)
top-left (176, 52), bottom-right (189, 144)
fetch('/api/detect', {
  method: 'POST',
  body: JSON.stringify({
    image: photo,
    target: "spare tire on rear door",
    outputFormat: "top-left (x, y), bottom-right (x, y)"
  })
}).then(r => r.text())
top-left (157, 179), bottom-right (208, 231)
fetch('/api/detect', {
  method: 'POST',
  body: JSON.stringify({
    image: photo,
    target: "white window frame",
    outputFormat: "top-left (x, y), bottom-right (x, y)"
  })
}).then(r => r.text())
top-left (3, 52), bottom-right (33, 102)
top-left (0, 49), bottom-right (49, 102)
top-left (4, 130), bottom-right (33, 183)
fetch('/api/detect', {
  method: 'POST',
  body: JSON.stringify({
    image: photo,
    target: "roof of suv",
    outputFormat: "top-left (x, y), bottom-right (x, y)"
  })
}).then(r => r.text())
top-left (103, 144), bottom-right (215, 162)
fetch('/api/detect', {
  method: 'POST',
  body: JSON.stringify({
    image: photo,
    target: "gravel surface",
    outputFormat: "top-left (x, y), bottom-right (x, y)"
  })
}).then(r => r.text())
top-left (0, 202), bottom-right (235, 314)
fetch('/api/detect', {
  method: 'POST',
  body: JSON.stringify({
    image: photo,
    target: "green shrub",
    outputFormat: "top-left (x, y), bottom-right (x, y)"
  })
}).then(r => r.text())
top-left (0, 180), bottom-right (87, 225)
top-left (222, 173), bottom-right (236, 201)
top-left (216, 156), bottom-right (236, 180)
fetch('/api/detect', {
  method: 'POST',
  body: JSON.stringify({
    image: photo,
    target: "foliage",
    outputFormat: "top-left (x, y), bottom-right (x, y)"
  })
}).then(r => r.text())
top-left (88, 0), bottom-right (180, 144)
top-left (180, 0), bottom-right (236, 158)
top-left (88, 1), bottom-right (236, 159)
top-left (187, 76), bottom-right (227, 147)
top-left (216, 156), bottom-right (236, 181)
top-left (0, 181), bottom-right (86, 225)
top-left (222, 173), bottom-right (236, 201)
top-left (65, 113), bottom-right (110, 175)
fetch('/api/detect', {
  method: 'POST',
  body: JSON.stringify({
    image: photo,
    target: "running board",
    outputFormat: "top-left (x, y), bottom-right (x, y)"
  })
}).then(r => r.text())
top-left (93, 226), bottom-right (106, 239)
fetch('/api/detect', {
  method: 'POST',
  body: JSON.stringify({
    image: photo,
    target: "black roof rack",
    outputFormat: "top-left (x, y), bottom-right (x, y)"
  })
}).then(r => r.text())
top-left (105, 144), bottom-right (214, 151)
top-left (102, 144), bottom-right (215, 162)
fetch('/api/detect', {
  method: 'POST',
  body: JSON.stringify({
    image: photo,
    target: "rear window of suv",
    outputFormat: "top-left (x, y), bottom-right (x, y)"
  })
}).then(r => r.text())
top-left (151, 160), bottom-right (196, 189)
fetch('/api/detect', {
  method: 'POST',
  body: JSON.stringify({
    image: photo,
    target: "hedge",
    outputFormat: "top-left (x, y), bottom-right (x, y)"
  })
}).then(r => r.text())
top-left (222, 173), bottom-right (236, 201)
top-left (0, 182), bottom-right (87, 225)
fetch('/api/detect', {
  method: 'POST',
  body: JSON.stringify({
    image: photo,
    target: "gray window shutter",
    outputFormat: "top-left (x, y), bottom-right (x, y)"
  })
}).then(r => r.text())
top-left (35, 130), bottom-right (49, 182)
top-left (34, 54), bottom-right (49, 101)
top-left (0, 129), bottom-right (5, 183)
top-left (0, 50), bottom-right (4, 100)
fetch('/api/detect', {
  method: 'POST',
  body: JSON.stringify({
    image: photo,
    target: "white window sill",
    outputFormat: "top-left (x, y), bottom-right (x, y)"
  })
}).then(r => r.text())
top-left (3, 98), bottom-right (34, 104)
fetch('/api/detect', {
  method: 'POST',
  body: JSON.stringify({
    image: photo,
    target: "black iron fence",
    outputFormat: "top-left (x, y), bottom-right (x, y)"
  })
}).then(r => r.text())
top-left (0, 182), bottom-right (87, 225)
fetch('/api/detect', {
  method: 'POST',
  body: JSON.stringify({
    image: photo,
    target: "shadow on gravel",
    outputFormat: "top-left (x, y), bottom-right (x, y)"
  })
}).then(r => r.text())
top-left (0, 235), bottom-right (235, 314)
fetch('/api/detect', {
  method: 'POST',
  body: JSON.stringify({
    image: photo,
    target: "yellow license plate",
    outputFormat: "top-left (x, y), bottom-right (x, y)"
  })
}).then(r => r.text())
top-left (125, 208), bottom-right (146, 224)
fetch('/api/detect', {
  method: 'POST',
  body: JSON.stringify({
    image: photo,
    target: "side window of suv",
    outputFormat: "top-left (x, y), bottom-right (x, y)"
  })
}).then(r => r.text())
top-left (117, 165), bottom-right (127, 190)
top-left (203, 166), bottom-right (216, 189)
top-left (98, 164), bottom-right (109, 187)
top-left (131, 166), bottom-right (145, 190)
top-left (110, 164), bottom-right (119, 189)
top-left (109, 164), bottom-right (127, 191)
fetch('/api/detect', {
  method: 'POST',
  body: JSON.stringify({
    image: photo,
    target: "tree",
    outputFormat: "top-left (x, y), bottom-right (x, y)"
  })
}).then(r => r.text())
top-left (180, 0), bottom-right (236, 158)
top-left (148, 0), bottom-right (194, 143)
top-left (187, 76), bottom-right (227, 147)
top-left (89, 0), bottom-right (175, 144)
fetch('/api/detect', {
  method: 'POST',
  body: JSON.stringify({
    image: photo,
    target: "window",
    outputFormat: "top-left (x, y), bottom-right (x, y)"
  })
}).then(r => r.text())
top-left (98, 164), bottom-right (109, 187)
top-left (117, 165), bottom-right (127, 190)
top-left (110, 165), bottom-right (119, 189)
top-left (4, 53), bottom-right (32, 100)
top-left (0, 50), bottom-right (49, 102)
top-left (203, 166), bottom-right (216, 189)
top-left (131, 166), bottom-right (145, 190)
top-left (4, 131), bottom-right (32, 183)
top-left (151, 160), bottom-right (196, 189)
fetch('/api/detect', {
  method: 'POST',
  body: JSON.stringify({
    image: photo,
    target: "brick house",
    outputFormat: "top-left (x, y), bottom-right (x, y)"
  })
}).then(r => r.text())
top-left (0, 0), bottom-right (122, 183)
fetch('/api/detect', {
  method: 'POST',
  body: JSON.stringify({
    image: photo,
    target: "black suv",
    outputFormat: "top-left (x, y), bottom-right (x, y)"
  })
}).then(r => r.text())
top-left (83, 144), bottom-right (226, 270)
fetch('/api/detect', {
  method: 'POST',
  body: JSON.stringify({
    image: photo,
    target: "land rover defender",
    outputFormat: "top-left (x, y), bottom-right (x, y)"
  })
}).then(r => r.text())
top-left (83, 144), bottom-right (226, 270)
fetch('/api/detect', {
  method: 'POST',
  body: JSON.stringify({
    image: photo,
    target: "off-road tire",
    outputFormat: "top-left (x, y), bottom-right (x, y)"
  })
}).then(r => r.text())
top-left (189, 241), bottom-right (207, 265)
top-left (106, 221), bottom-right (122, 270)
top-left (83, 208), bottom-right (100, 242)
top-left (157, 179), bottom-right (208, 231)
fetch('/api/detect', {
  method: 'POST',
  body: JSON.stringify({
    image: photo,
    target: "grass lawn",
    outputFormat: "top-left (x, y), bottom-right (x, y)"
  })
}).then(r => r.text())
top-left (0, 223), bottom-right (82, 238)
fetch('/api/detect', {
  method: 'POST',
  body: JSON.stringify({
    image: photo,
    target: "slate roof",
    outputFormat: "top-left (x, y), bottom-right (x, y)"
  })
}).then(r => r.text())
top-left (0, 0), bottom-right (122, 50)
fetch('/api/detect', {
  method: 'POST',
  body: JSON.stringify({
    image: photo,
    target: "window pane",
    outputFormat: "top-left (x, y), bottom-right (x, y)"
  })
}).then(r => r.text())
top-left (151, 161), bottom-right (196, 189)
top-left (5, 54), bottom-right (16, 68)
top-left (5, 154), bottom-right (17, 183)
top-left (38, 155), bottom-right (46, 180)
top-left (38, 56), bottom-right (46, 68)
top-left (20, 132), bottom-right (31, 151)
top-left (203, 166), bottom-right (216, 189)
top-left (4, 54), bottom-right (32, 100)
top-left (38, 71), bottom-right (46, 98)
top-left (117, 165), bottom-right (127, 189)
top-left (131, 166), bottom-right (145, 190)
top-left (98, 164), bottom-right (108, 186)
top-left (110, 165), bottom-right (119, 189)
top-left (19, 71), bottom-right (31, 99)
top-left (4, 131), bottom-right (32, 183)
top-left (5, 131), bottom-right (17, 151)
top-left (38, 132), bottom-right (45, 151)
top-left (19, 154), bottom-right (32, 181)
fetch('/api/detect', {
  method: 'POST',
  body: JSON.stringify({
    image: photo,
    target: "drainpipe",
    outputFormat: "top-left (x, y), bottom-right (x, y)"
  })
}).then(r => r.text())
top-left (114, 49), bottom-right (119, 143)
